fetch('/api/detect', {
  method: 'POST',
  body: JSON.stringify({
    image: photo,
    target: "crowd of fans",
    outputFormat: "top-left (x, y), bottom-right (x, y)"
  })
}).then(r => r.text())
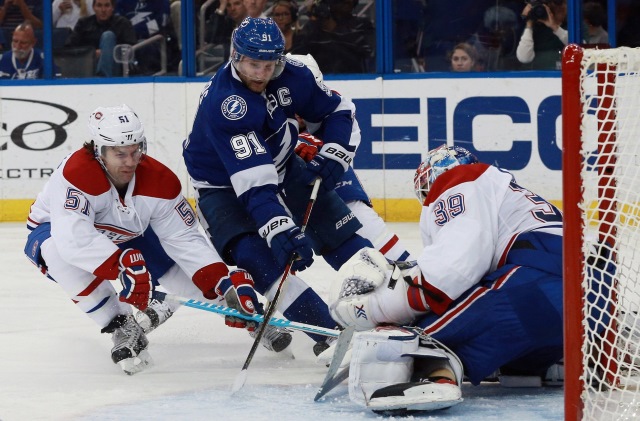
top-left (0, 0), bottom-right (623, 78)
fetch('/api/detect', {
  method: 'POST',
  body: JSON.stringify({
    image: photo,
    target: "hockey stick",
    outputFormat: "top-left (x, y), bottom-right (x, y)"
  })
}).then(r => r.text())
top-left (314, 325), bottom-right (355, 401)
top-left (152, 291), bottom-right (339, 338)
top-left (231, 177), bottom-right (322, 393)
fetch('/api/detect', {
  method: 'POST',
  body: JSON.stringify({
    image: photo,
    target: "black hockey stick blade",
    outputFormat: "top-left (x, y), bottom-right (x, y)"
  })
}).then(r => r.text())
top-left (314, 325), bottom-right (356, 401)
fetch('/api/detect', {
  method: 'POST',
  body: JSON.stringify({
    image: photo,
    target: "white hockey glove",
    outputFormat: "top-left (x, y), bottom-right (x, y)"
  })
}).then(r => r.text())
top-left (328, 248), bottom-right (427, 331)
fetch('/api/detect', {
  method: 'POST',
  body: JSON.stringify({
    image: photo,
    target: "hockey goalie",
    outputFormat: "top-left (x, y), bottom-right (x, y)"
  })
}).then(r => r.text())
top-left (326, 145), bottom-right (564, 415)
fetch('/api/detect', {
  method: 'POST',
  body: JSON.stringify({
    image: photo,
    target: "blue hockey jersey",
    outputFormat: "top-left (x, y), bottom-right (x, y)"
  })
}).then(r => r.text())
top-left (0, 49), bottom-right (45, 79)
top-left (183, 56), bottom-right (358, 230)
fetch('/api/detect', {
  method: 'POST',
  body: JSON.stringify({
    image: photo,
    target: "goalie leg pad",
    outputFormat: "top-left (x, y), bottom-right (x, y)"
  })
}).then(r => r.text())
top-left (348, 326), bottom-right (418, 406)
top-left (350, 329), bottom-right (464, 414)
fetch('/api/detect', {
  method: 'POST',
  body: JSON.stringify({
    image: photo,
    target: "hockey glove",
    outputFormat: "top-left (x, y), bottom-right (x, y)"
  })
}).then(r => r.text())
top-left (261, 216), bottom-right (315, 272)
top-left (328, 248), bottom-right (425, 331)
top-left (214, 269), bottom-right (263, 331)
top-left (118, 248), bottom-right (153, 311)
top-left (192, 262), bottom-right (232, 300)
top-left (294, 132), bottom-right (324, 162)
top-left (302, 143), bottom-right (352, 191)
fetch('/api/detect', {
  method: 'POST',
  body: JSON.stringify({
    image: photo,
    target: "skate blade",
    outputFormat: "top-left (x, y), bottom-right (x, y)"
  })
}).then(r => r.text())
top-left (119, 350), bottom-right (154, 375)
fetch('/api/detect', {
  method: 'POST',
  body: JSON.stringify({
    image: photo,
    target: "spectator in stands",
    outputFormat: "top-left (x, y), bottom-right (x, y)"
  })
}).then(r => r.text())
top-left (206, 0), bottom-right (247, 60)
top-left (169, 0), bottom-right (210, 51)
top-left (117, 0), bottom-right (169, 40)
top-left (0, 21), bottom-right (45, 78)
top-left (116, 0), bottom-right (172, 75)
top-left (0, 0), bottom-right (41, 32)
top-left (583, 1), bottom-right (608, 45)
top-left (169, 0), bottom-right (181, 49)
top-left (471, 2), bottom-right (522, 71)
top-left (515, 0), bottom-right (567, 70)
top-left (618, 2), bottom-right (640, 48)
top-left (448, 42), bottom-right (477, 72)
top-left (66, 0), bottom-right (137, 76)
top-left (244, 0), bottom-right (266, 18)
top-left (291, 0), bottom-right (375, 74)
top-left (271, 0), bottom-right (299, 52)
top-left (52, 0), bottom-right (93, 29)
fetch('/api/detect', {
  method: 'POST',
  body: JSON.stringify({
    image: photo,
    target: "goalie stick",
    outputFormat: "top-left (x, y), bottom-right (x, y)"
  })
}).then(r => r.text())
top-left (232, 177), bottom-right (322, 394)
top-left (152, 291), bottom-right (340, 338)
top-left (314, 325), bottom-right (355, 401)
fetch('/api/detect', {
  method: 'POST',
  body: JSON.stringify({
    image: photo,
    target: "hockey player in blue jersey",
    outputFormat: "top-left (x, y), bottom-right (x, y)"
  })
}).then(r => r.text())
top-left (289, 53), bottom-right (413, 262)
top-left (183, 17), bottom-right (373, 354)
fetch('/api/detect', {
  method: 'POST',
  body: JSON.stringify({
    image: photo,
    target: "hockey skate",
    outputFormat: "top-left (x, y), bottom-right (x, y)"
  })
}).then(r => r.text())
top-left (498, 359), bottom-right (564, 387)
top-left (101, 314), bottom-right (153, 375)
top-left (135, 298), bottom-right (175, 334)
top-left (368, 376), bottom-right (462, 415)
top-left (249, 324), bottom-right (293, 353)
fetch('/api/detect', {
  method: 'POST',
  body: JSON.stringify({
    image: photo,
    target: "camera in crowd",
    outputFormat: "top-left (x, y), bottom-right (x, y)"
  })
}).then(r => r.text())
top-left (525, 0), bottom-right (550, 21)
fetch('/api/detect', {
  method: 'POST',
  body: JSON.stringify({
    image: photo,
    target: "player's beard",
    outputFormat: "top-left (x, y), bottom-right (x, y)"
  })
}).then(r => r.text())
top-left (237, 69), bottom-right (268, 93)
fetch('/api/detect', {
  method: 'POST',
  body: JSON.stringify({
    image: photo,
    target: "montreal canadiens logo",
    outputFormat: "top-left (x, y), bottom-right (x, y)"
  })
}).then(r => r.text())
top-left (221, 95), bottom-right (247, 120)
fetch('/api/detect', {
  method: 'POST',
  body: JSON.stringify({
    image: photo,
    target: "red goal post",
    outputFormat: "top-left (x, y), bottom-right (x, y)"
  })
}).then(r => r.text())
top-left (562, 44), bottom-right (640, 421)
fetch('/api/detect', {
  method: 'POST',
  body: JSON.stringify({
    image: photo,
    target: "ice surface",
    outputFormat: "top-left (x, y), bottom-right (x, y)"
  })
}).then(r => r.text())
top-left (0, 223), bottom-right (563, 420)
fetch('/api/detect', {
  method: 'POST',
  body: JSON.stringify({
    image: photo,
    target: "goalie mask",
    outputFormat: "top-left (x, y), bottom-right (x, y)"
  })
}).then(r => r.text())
top-left (414, 145), bottom-right (478, 204)
top-left (231, 17), bottom-right (286, 80)
top-left (88, 104), bottom-right (147, 163)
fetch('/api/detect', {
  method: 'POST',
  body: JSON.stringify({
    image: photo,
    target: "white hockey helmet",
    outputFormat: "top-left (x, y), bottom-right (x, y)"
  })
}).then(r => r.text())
top-left (286, 53), bottom-right (324, 83)
top-left (88, 104), bottom-right (147, 159)
top-left (414, 145), bottom-right (478, 204)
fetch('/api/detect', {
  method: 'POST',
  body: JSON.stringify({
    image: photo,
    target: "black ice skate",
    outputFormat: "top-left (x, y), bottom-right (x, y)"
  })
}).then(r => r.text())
top-left (250, 324), bottom-right (292, 353)
top-left (101, 314), bottom-right (153, 375)
top-left (135, 298), bottom-right (175, 334)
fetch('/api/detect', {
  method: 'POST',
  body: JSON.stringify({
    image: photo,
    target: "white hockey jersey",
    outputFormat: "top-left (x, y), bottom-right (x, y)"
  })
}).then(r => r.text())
top-left (415, 163), bottom-right (562, 314)
top-left (27, 148), bottom-right (224, 281)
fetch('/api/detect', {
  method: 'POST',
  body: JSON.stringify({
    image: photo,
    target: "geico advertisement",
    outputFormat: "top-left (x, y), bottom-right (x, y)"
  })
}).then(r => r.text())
top-left (0, 77), bottom-right (562, 202)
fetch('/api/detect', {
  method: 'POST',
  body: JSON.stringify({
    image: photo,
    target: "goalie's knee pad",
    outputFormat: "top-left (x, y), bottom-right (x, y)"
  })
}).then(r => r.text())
top-left (350, 327), bottom-right (464, 414)
top-left (329, 248), bottom-right (424, 330)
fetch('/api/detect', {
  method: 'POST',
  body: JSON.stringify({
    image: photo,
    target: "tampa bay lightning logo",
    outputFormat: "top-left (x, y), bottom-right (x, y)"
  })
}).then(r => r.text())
top-left (221, 95), bottom-right (248, 120)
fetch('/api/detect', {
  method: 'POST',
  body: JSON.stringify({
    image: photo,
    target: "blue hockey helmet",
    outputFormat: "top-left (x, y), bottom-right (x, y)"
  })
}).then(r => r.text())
top-left (414, 145), bottom-right (478, 203)
top-left (232, 17), bottom-right (285, 62)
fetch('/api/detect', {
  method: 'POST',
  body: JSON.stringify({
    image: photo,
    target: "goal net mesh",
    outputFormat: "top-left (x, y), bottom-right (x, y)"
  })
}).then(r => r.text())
top-left (576, 47), bottom-right (640, 420)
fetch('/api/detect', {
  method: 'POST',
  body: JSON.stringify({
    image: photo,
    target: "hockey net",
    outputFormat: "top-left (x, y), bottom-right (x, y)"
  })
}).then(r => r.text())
top-left (562, 44), bottom-right (640, 421)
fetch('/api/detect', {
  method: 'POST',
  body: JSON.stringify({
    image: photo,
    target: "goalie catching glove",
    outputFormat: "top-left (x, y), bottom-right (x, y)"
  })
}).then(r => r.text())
top-left (329, 248), bottom-right (428, 331)
top-left (118, 248), bottom-right (153, 311)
